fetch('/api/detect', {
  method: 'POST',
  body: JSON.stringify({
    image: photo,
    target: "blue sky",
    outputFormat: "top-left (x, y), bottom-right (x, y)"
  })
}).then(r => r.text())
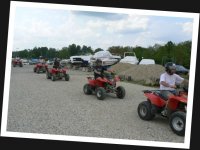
top-left (13, 7), bottom-right (193, 51)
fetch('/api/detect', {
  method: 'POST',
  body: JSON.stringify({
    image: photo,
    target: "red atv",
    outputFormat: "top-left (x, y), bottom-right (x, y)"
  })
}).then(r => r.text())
top-left (33, 62), bottom-right (48, 73)
top-left (12, 59), bottom-right (23, 67)
top-left (83, 72), bottom-right (125, 100)
top-left (46, 66), bottom-right (70, 81)
top-left (137, 87), bottom-right (188, 136)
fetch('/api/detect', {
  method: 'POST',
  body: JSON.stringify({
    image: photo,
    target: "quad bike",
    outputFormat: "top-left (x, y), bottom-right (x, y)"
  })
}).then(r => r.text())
top-left (33, 62), bottom-right (48, 73)
top-left (46, 65), bottom-right (70, 81)
top-left (83, 72), bottom-right (125, 100)
top-left (137, 87), bottom-right (188, 136)
top-left (12, 59), bottom-right (23, 67)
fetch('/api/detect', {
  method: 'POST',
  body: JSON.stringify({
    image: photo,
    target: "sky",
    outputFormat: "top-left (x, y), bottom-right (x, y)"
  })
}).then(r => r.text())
top-left (12, 6), bottom-right (194, 51)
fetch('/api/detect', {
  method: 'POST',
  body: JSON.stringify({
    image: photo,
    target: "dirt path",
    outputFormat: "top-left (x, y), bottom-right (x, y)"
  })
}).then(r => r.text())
top-left (6, 65), bottom-right (184, 145)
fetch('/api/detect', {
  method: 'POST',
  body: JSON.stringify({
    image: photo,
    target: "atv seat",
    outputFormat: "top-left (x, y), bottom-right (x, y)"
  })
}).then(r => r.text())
top-left (143, 90), bottom-right (172, 101)
top-left (159, 90), bottom-right (176, 101)
top-left (156, 91), bottom-right (169, 101)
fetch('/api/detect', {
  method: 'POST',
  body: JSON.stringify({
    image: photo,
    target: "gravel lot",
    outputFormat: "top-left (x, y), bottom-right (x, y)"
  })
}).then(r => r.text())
top-left (6, 65), bottom-right (184, 143)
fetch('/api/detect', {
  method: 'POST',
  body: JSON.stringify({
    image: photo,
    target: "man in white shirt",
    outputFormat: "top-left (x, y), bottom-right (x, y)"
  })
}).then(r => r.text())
top-left (159, 62), bottom-right (185, 116)
top-left (160, 63), bottom-right (184, 91)
top-left (38, 56), bottom-right (45, 63)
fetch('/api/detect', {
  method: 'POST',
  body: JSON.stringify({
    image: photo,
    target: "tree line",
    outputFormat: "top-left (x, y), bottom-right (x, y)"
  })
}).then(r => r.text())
top-left (12, 40), bottom-right (191, 68)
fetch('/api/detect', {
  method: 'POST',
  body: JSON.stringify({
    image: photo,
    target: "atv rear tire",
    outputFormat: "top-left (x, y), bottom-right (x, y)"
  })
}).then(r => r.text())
top-left (116, 86), bottom-right (125, 99)
top-left (96, 87), bottom-right (106, 100)
top-left (83, 84), bottom-right (92, 95)
top-left (65, 74), bottom-right (70, 81)
top-left (34, 68), bottom-right (36, 72)
top-left (169, 111), bottom-right (186, 136)
top-left (137, 101), bottom-right (155, 120)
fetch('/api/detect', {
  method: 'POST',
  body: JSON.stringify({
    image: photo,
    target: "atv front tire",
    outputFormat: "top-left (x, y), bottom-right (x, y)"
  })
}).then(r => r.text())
top-left (116, 86), bottom-right (125, 99)
top-left (83, 84), bottom-right (92, 95)
top-left (65, 74), bottom-right (70, 81)
top-left (96, 87), bottom-right (106, 100)
top-left (137, 101), bottom-right (155, 120)
top-left (169, 111), bottom-right (186, 136)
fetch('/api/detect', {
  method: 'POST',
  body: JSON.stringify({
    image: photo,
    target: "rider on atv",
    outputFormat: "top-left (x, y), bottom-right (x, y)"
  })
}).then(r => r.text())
top-left (84, 58), bottom-right (125, 100)
top-left (38, 56), bottom-right (45, 64)
top-left (53, 57), bottom-right (60, 69)
top-left (93, 59), bottom-right (115, 80)
top-left (159, 62), bottom-right (188, 116)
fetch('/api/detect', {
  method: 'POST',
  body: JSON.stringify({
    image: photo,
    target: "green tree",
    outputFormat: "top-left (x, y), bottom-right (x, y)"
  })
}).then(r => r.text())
top-left (94, 48), bottom-right (103, 53)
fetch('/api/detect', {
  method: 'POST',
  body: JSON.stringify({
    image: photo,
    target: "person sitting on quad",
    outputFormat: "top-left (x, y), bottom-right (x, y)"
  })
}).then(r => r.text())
top-left (159, 62), bottom-right (188, 116)
top-left (53, 57), bottom-right (60, 69)
top-left (15, 57), bottom-right (21, 61)
top-left (93, 59), bottom-right (105, 79)
top-left (38, 56), bottom-right (45, 64)
top-left (93, 59), bottom-right (115, 80)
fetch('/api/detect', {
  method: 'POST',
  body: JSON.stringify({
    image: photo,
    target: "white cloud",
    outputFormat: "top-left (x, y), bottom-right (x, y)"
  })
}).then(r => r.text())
top-left (182, 22), bottom-right (193, 35)
top-left (12, 8), bottom-right (193, 50)
top-left (106, 15), bottom-right (149, 33)
top-left (79, 15), bottom-right (149, 34)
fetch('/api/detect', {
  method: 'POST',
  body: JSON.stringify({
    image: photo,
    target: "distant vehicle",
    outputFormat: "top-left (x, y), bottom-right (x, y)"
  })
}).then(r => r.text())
top-left (120, 52), bottom-right (139, 65)
top-left (21, 59), bottom-right (29, 65)
top-left (33, 63), bottom-right (48, 73)
top-left (175, 65), bottom-right (189, 75)
top-left (92, 51), bottom-right (121, 61)
top-left (139, 59), bottom-right (155, 65)
top-left (12, 58), bottom-right (23, 67)
top-left (46, 60), bottom-right (53, 65)
top-left (70, 56), bottom-right (84, 64)
top-left (46, 66), bottom-right (70, 81)
top-left (70, 55), bottom-right (93, 65)
top-left (60, 59), bottom-right (70, 66)
top-left (69, 56), bottom-right (87, 69)
top-left (90, 51), bottom-right (121, 66)
top-left (29, 59), bottom-right (39, 65)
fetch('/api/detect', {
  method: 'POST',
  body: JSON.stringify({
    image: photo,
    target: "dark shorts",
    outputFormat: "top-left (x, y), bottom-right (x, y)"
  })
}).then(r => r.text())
top-left (160, 90), bottom-right (176, 100)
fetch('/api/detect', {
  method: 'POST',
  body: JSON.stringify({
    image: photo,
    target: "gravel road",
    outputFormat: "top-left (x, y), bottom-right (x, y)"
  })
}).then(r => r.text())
top-left (6, 65), bottom-right (184, 143)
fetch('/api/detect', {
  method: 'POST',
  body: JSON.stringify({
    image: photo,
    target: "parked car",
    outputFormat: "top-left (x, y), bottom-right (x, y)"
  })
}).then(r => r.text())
top-left (21, 59), bottom-right (29, 65)
top-left (29, 59), bottom-right (39, 65)
top-left (60, 59), bottom-right (70, 66)
top-left (46, 60), bottom-right (53, 65)
top-left (175, 65), bottom-right (189, 75)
